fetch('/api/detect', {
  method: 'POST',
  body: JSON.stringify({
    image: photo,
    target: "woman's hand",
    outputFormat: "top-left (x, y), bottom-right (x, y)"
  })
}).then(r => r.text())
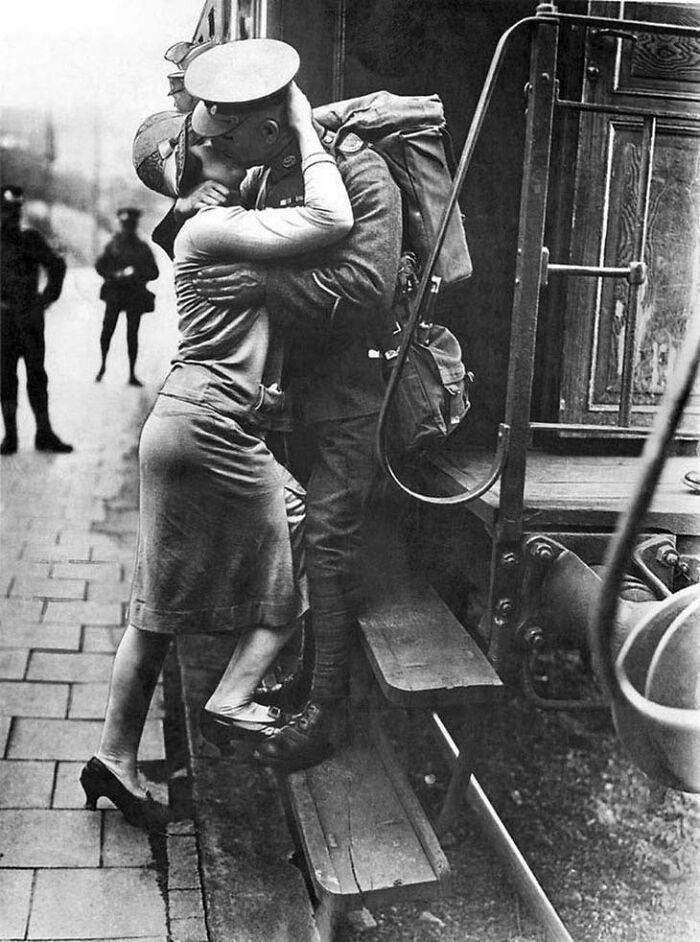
top-left (286, 82), bottom-right (313, 134)
top-left (174, 181), bottom-right (231, 221)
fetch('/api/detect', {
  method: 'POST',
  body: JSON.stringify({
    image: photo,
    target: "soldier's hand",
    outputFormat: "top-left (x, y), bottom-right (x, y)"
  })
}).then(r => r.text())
top-left (192, 263), bottom-right (266, 306)
top-left (286, 82), bottom-right (313, 133)
top-left (175, 181), bottom-right (230, 219)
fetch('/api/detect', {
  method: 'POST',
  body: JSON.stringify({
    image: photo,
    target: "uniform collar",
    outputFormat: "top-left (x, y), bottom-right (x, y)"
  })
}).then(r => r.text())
top-left (267, 146), bottom-right (301, 184)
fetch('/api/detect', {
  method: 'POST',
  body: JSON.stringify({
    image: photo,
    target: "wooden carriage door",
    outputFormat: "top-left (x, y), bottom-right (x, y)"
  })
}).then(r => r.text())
top-left (560, 2), bottom-right (700, 437)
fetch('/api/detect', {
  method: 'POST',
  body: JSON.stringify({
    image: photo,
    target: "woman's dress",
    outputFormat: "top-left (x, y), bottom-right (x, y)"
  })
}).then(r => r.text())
top-left (129, 154), bottom-right (352, 634)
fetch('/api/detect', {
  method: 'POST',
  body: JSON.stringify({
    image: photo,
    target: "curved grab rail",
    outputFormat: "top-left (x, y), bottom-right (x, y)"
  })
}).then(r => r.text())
top-left (381, 422), bottom-right (511, 507)
top-left (375, 14), bottom-right (540, 503)
top-left (589, 315), bottom-right (700, 703)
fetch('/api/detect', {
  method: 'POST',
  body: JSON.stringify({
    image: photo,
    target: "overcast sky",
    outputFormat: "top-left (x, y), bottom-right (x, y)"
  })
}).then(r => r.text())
top-left (0, 0), bottom-right (200, 175)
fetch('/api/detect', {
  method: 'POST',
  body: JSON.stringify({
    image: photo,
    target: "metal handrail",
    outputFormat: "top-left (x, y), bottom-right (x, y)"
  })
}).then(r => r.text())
top-left (375, 13), bottom-right (541, 503)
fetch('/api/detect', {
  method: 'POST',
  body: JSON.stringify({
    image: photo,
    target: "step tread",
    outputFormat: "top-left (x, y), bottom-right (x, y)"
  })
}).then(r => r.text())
top-left (288, 733), bottom-right (450, 909)
top-left (359, 582), bottom-right (503, 707)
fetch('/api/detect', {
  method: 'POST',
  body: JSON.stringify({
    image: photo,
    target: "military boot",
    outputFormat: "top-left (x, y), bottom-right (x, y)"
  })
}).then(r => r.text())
top-left (253, 700), bottom-right (348, 772)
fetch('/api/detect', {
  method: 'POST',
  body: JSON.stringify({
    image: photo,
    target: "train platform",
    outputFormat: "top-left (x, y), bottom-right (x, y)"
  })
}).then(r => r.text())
top-left (0, 267), bottom-right (211, 942)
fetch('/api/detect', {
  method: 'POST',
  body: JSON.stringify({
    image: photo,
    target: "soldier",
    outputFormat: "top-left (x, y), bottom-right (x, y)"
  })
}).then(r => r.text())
top-left (0, 185), bottom-right (72, 455)
top-left (95, 207), bottom-right (159, 387)
top-left (166, 39), bottom-right (403, 772)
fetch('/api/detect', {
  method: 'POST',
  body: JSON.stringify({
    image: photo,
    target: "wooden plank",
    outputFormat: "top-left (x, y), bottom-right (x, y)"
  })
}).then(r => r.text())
top-left (427, 449), bottom-right (700, 534)
top-left (359, 585), bottom-right (503, 708)
top-left (287, 737), bottom-right (447, 912)
top-left (371, 718), bottom-right (451, 895)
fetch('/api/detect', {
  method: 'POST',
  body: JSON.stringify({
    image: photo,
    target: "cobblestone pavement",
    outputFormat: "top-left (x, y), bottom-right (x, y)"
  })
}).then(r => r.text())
top-left (0, 268), bottom-right (208, 941)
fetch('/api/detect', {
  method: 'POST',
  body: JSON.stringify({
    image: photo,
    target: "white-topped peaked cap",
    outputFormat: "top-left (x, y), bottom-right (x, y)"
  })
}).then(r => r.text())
top-left (185, 38), bottom-right (300, 109)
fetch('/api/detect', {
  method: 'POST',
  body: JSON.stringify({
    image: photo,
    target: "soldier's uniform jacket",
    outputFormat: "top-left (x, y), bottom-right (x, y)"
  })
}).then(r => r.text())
top-left (1, 226), bottom-right (66, 325)
top-left (95, 232), bottom-right (159, 312)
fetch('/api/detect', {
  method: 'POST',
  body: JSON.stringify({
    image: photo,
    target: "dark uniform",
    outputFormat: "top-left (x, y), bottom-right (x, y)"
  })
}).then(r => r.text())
top-left (95, 208), bottom-right (159, 386)
top-left (257, 142), bottom-right (401, 688)
top-left (0, 185), bottom-right (71, 454)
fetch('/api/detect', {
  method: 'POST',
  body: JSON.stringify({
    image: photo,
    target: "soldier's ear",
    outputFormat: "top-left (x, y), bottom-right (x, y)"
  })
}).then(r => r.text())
top-left (258, 119), bottom-right (281, 147)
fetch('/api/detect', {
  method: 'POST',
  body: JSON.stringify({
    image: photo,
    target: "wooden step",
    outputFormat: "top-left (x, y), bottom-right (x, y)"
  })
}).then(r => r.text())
top-left (358, 582), bottom-right (503, 708)
top-left (287, 726), bottom-right (450, 920)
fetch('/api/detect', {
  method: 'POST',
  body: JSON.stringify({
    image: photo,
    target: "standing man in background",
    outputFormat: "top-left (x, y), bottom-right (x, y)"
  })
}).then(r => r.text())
top-left (95, 207), bottom-right (159, 387)
top-left (0, 185), bottom-right (72, 455)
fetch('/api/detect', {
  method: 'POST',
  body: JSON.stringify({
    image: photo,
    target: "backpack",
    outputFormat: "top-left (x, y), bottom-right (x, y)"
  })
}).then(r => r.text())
top-left (316, 92), bottom-right (473, 453)
top-left (315, 91), bottom-right (472, 288)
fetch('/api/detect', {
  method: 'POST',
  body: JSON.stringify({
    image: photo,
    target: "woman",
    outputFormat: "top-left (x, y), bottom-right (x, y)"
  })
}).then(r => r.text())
top-left (80, 84), bottom-right (353, 830)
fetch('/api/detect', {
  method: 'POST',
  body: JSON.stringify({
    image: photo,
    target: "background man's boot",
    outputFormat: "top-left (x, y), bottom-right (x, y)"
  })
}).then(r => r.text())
top-left (34, 412), bottom-right (73, 453)
top-left (1, 403), bottom-right (18, 454)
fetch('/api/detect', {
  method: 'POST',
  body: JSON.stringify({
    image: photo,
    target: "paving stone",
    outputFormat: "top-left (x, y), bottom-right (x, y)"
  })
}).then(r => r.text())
top-left (87, 580), bottom-right (132, 604)
top-left (0, 649), bottom-right (28, 679)
top-left (169, 917), bottom-right (209, 942)
top-left (68, 682), bottom-right (164, 720)
top-left (0, 759), bottom-right (55, 808)
top-left (43, 600), bottom-right (124, 626)
top-left (81, 625), bottom-right (126, 652)
top-left (23, 542), bottom-right (90, 563)
top-left (53, 561), bottom-right (122, 582)
top-left (167, 836), bottom-right (201, 890)
top-left (9, 718), bottom-right (164, 761)
top-left (0, 717), bottom-right (10, 757)
top-left (0, 869), bottom-right (33, 939)
top-left (0, 681), bottom-right (69, 717)
top-left (0, 808), bottom-right (100, 867)
top-left (53, 760), bottom-right (90, 808)
top-left (28, 867), bottom-right (167, 939)
top-left (0, 598), bottom-right (43, 623)
top-left (168, 889), bottom-right (205, 920)
top-left (27, 651), bottom-right (114, 683)
top-left (6, 562), bottom-right (51, 579)
top-left (10, 576), bottom-right (87, 600)
top-left (0, 621), bottom-right (81, 651)
top-left (102, 811), bottom-right (153, 867)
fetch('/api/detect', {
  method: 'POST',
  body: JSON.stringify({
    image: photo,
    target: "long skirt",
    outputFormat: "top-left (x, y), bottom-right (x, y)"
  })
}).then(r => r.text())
top-left (128, 394), bottom-right (307, 635)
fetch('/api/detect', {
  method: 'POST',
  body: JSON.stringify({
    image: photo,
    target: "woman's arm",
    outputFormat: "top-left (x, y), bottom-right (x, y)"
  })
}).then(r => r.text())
top-left (186, 86), bottom-right (353, 262)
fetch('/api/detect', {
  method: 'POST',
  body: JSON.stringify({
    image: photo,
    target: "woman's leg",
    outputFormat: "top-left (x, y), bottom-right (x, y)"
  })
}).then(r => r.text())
top-left (95, 624), bottom-right (171, 794)
top-left (205, 619), bottom-right (300, 720)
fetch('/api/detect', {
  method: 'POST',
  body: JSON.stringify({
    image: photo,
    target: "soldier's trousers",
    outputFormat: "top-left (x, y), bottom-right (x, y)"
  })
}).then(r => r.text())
top-left (304, 412), bottom-right (379, 702)
top-left (1, 312), bottom-right (49, 419)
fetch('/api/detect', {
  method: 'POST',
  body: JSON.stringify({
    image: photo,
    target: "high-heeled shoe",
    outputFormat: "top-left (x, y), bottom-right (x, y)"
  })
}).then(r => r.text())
top-left (199, 704), bottom-right (287, 752)
top-left (80, 756), bottom-right (172, 832)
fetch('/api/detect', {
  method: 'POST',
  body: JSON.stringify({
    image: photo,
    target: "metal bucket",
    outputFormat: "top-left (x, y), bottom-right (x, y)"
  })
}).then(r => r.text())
top-left (612, 586), bottom-right (700, 792)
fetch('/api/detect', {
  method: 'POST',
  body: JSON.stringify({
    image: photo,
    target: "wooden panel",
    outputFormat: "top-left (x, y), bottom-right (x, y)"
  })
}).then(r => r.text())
top-left (287, 736), bottom-right (449, 910)
top-left (427, 448), bottom-right (700, 535)
top-left (616, 3), bottom-right (700, 100)
top-left (560, 2), bottom-right (700, 435)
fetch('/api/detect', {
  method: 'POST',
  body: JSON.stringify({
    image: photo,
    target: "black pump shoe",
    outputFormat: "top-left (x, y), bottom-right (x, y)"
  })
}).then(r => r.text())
top-left (199, 705), bottom-right (287, 752)
top-left (80, 756), bottom-right (172, 832)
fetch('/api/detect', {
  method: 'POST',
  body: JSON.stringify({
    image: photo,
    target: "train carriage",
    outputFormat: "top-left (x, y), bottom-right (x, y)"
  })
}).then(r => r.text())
top-left (174, 3), bottom-right (700, 940)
